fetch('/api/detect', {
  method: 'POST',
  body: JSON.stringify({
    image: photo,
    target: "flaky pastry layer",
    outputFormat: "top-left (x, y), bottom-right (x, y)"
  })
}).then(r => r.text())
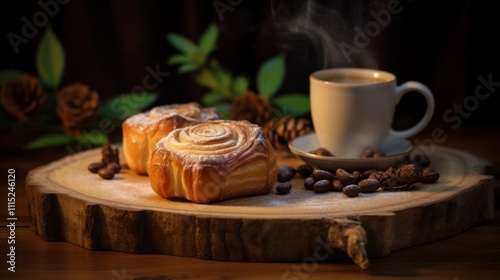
top-left (122, 103), bottom-right (222, 175)
top-left (149, 120), bottom-right (278, 203)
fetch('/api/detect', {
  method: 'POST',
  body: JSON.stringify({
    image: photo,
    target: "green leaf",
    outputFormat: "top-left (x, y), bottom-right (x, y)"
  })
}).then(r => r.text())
top-left (24, 134), bottom-right (75, 149)
top-left (198, 24), bottom-right (218, 56)
top-left (168, 54), bottom-right (193, 65)
top-left (208, 60), bottom-right (232, 98)
top-left (178, 63), bottom-right (199, 73)
top-left (202, 92), bottom-right (228, 106)
top-left (189, 50), bottom-right (206, 65)
top-left (36, 25), bottom-right (65, 89)
top-left (196, 68), bottom-right (220, 90)
top-left (0, 69), bottom-right (27, 84)
top-left (256, 54), bottom-right (285, 98)
top-left (76, 131), bottom-right (108, 145)
top-left (271, 93), bottom-right (310, 116)
top-left (101, 92), bottom-right (159, 120)
top-left (231, 75), bottom-right (248, 97)
top-left (214, 102), bottom-right (232, 119)
top-left (166, 33), bottom-right (197, 54)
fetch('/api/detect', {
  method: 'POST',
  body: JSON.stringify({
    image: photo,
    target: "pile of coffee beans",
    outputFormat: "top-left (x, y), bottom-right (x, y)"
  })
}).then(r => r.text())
top-left (275, 163), bottom-right (314, 194)
top-left (275, 162), bottom-right (440, 198)
top-left (360, 149), bottom-right (385, 158)
top-left (307, 168), bottom-right (385, 197)
top-left (88, 161), bottom-right (121, 179)
top-left (87, 141), bottom-right (121, 180)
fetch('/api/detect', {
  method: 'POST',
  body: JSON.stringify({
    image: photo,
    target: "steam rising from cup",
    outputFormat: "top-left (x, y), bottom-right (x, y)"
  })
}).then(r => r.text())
top-left (271, 0), bottom-right (380, 69)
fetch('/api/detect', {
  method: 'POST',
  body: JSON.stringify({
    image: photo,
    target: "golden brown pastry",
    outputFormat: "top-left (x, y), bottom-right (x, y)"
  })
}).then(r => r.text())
top-left (149, 120), bottom-right (278, 203)
top-left (122, 103), bottom-right (223, 175)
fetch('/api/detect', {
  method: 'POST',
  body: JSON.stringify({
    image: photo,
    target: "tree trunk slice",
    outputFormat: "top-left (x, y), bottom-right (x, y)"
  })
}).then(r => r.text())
top-left (26, 145), bottom-right (495, 269)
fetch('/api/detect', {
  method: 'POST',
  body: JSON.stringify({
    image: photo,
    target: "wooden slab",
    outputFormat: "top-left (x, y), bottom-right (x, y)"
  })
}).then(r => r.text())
top-left (25, 145), bottom-right (495, 269)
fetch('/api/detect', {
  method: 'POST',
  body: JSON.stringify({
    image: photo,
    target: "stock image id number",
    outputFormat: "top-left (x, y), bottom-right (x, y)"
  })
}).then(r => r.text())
top-left (8, 169), bottom-right (16, 206)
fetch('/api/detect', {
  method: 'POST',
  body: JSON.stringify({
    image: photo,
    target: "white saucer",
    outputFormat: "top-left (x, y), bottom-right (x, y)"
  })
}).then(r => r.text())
top-left (288, 133), bottom-right (414, 171)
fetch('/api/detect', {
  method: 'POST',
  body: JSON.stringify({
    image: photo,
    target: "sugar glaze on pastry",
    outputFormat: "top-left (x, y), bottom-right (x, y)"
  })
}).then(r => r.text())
top-left (149, 120), bottom-right (278, 203)
top-left (122, 102), bottom-right (222, 175)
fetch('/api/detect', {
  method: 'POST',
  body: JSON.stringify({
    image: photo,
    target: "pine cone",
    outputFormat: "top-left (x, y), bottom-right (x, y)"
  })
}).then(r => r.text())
top-left (264, 116), bottom-right (313, 151)
top-left (57, 83), bottom-right (100, 136)
top-left (230, 91), bottom-right (272, 126)
top-left (0, 75), bottom-right (46, 121)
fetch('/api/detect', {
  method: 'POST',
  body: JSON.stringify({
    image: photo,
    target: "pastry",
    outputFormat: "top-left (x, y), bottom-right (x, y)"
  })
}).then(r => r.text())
top-left (122, 102), bottom-right (223, 175)
top-left (149, 120), bottom-right (278, 203)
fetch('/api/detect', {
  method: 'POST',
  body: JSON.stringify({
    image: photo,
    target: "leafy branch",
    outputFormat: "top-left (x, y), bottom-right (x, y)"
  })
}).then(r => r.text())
top-left (166, 23), bottom-right (310, 118)
top-left (0, 25), bottom-right (159, 149)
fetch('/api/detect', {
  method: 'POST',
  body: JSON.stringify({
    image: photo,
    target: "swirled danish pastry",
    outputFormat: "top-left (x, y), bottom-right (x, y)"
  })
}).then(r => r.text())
top-left (122, 103), bottom-right (223, 175)
top-left (149, 120), bottom-right (278, 203)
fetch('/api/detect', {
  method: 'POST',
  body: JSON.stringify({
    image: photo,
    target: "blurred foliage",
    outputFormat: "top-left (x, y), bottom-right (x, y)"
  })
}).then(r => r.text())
top-left (0, 25), bottom-right (158, 149)
top-left (166, 23), bottom-right (310, 118)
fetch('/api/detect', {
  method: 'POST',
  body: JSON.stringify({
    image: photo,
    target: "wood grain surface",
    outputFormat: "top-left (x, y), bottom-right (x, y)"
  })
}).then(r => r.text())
top-left (24, 144), bottom-right (495, 269)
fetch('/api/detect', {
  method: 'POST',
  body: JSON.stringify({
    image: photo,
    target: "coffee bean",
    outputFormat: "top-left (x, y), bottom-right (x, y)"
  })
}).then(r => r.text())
top-left (276, 182), bottom-right (292, 194)
top-left (360, 149), bottom-right (374, 158)
top-left (358, 179), bottom-right (381, 193)
top-left (304, 177), bottom-right (316, 190)
top-left (283, 165), bottom-right (297, 174)
top-left (353, 170), bottom-right (364, 182)
top-left (373, 151), bottom-right (385, 158)
top-left (297, 164), bottom-right (314, 178)
top-left (363, 169), bottom-right (378, 178)
top-left (359, 171), bottom-right (370, 181)
top-left (336, 168), bottom-right (356, 185)
top-left (107, 162), bottom-right (121, 173)
top-left (420, 167), bottom-right (440, 184)
top-left (312, 148), bottom-right (333, 157)
top-left (88, 162), bottom-right (104, 173)
top-left (313, 179), bottom-right (331, 193)
top-left (342, 184), bottom-right (361, 197)
top-left (332, 180), bottom-right (344, 192)
top-left (312, 169), bottom-right (334, 182)
top-left (98, 168), bottom-right (115, 180)
top-left (277, 166), bottom-right (296, 182)
top-left (421, 167), bottom-right (435, 174)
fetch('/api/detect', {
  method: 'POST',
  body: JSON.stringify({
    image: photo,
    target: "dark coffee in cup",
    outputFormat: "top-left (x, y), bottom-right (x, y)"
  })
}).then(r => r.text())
top-left (327, 75), bottom-right (389, 84)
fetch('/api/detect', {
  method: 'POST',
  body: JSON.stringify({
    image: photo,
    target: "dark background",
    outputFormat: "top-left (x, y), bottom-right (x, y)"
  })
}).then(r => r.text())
top-left (1, 0), bottom-right (499, 143)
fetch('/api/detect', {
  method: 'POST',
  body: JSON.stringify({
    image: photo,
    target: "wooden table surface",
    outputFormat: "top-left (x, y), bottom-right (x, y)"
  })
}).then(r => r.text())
top-left (1, 124), bottom-right (499, 280)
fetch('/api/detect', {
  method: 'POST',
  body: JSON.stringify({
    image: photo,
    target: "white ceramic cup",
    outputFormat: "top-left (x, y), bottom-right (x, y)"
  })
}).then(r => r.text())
top-left (310, 68), bottom-right (435, 158)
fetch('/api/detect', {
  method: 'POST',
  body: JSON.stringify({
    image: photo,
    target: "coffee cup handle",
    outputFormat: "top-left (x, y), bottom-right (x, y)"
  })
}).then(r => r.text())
top-left (389, 81), bottom-right (435, 139)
